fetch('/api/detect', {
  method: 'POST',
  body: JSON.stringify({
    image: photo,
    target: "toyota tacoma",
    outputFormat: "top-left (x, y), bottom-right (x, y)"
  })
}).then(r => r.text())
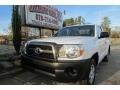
top-left (21, 24), bottom-right (110, 84)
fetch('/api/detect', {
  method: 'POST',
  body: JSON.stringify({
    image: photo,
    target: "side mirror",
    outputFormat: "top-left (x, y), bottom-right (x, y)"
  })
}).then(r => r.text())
top-left (99, 32), bottom-right (109, 38)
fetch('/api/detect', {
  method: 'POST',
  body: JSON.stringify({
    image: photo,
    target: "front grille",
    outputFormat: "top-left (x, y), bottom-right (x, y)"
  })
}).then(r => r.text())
top-left (26, 43), bottom-right (56, 62)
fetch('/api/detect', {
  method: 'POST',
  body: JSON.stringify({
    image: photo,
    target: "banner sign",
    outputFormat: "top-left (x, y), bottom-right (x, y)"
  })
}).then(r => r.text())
top-left (25, 5), bottom-right (63, 29)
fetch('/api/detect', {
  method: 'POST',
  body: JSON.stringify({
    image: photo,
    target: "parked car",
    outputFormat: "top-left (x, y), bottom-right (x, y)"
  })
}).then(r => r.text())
top-left (21, 24), bottom-right (110, 84)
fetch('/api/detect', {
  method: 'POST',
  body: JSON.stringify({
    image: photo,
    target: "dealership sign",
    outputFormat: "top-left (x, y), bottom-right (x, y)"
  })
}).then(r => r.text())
top-left (24, 5), bottom-right (62, 29)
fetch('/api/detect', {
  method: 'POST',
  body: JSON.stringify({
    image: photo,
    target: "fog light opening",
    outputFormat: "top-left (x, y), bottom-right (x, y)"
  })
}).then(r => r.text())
top-left (65, 67), bottom-right (78, 77)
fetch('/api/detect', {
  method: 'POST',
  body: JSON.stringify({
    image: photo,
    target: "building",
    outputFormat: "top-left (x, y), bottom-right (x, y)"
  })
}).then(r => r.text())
top-left (17, 5), bottom-right (63, 42)
top-left (0, 36), bottom-right (9, 45)
top-left (21, 26), bottom-right (55, 42)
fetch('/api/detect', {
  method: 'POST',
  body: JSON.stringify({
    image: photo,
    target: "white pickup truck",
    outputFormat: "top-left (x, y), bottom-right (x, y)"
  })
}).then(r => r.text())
top-left (21, 24), bottom-right (110, 85)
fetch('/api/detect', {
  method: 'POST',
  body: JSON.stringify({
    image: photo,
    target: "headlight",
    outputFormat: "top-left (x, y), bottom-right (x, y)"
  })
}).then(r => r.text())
top-left (59, 45), bottom-right (84, 58)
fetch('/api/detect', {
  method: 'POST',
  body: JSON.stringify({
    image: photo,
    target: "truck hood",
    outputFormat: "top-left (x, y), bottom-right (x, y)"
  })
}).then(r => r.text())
top-left (29, 36), bottom-right (97, 45)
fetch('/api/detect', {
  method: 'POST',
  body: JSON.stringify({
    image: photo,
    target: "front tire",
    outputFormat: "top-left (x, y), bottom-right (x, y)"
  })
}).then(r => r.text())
top-left (86, 59), bottom-right (96, 85)
top-left (79, 59), bottom-right (96, 85)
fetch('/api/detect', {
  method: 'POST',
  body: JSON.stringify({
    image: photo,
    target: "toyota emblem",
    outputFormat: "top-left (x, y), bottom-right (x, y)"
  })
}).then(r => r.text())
top-left (34, 48), bottom-right (43, 54)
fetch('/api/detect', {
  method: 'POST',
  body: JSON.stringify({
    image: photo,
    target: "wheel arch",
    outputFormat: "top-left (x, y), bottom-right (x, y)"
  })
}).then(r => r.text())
top-left (91, 52), bottom-right (99, 65)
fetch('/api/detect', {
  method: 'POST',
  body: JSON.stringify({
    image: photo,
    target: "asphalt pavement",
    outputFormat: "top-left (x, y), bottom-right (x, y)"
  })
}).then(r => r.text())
top-left (95, 45), bottom-right (120, 84)
top-left (0, 45), bottom-right (120, 85)
top-left (0, 45), bottom-right (15, 55)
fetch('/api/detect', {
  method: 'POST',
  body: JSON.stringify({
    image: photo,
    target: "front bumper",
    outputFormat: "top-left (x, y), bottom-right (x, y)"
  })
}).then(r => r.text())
top-left (21, 55), bottom-right (91, 82)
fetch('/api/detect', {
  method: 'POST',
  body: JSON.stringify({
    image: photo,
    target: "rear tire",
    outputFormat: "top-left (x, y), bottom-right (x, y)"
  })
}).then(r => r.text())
top-left (103, 55), bottom-right (109, 62)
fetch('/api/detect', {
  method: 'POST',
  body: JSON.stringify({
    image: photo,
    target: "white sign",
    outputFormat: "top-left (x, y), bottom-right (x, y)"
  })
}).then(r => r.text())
top-left (25, 5), bottom-right (63, 29)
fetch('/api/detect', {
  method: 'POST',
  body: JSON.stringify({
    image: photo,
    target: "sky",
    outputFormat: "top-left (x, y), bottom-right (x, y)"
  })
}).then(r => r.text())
top-left (55, 5), bottom-right (120, 26)
top-left (0, 5), bottom-right (120, 35)
top-left (0, 5), bottom-right (12, 35)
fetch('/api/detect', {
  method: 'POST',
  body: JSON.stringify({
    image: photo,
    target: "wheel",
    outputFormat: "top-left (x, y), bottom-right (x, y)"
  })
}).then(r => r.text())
top-left (76, 59), bottom-right (96, 85)
top-left (86, 59), bottom-right (96, 85)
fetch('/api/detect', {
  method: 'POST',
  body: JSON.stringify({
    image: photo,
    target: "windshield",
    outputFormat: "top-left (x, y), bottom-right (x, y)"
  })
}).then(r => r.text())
top-left (54, 25), bottom-right (95, 37)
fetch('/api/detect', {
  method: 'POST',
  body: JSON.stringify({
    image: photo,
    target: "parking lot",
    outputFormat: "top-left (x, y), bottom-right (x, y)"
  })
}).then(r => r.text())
top-left (95, 45), bottom-right (120, 84)
top-left (0, 45), bottom-right (120, 85)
